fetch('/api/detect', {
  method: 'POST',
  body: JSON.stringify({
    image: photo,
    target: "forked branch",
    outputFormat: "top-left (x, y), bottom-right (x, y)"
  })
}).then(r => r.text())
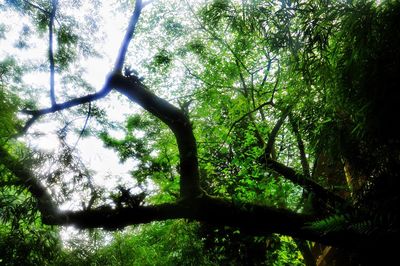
top-left (19, 84), bottom-right (111, 135)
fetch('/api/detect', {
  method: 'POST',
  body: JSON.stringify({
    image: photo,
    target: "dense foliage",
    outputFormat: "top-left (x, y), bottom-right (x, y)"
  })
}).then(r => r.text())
top-left (1, 0), bottom-right (399, 265)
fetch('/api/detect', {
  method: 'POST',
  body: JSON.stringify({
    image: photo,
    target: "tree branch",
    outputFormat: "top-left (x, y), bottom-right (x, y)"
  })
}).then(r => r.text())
top-left (72, 102), bottom-right (91, 149)
top-left (0, 146), bottom-right (58, 218)
top-left (263, 158), bottom-right (349, 209)
top-left (58, 204), bottom-right (183, 229)
top-left (49, 0), bottom-right (57, 106)
top-left (226, 100), bottom-right (274, 141)
top-left (110, 74), bottom-right (201, 199)
top-left (17, 0), bottom-right (145, 133)
top-left (289, 114), bottom-right (310, 177)
top-left (265, 107), bottom-right (291, 158)
top-left (259, 106), bottom-right (349, 210)
top-left (259, 57), bottom-right (273, 90)
top-left (22, 0), bottom-right (49, 14)
top-left (114, 0), bottom-right (143, 72)
top-left (18, 83), bottom-right (111, 135)
top-left (56, 196), bottom-right (393, 252)
top-left (2, 145), bottom-right (389, 252)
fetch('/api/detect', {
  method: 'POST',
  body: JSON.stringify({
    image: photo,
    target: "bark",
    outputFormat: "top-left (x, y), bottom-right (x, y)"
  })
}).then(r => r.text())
top-left (110, 74), bottom-right (201, 199)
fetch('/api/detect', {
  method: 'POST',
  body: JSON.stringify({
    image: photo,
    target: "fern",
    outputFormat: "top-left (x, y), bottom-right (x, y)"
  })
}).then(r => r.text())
top-left (306, 214), bottom-right (348, 235)
top-left (350, 220), bottom-right (374, 235)
top-left (306, 210), bottom-right (397, 237)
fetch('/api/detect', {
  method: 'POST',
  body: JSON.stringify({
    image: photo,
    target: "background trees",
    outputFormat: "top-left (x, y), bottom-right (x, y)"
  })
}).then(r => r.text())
top-left (1, 0), bottom-right (399, 264)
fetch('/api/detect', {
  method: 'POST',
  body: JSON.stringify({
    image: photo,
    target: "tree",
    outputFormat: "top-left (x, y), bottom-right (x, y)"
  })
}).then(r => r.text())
top-left (1, 0), bottom-right (399, 264)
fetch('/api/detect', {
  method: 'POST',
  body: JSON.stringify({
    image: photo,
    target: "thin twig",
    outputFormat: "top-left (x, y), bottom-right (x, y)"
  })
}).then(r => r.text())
top-left (73, 102), bottom-right (92, 149)
top-left (259, 58), bottom-right (273, 89)
top-left (23, 0), bottom-right (49, 14)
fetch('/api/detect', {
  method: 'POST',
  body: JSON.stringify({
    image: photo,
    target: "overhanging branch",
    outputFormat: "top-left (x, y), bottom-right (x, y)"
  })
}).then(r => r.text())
top-left (22, 0), bottom-right (49, 14)
top-left (18, 0), bottom-right (146, 135)
top-left (1, 144), bottom-right (385, 251)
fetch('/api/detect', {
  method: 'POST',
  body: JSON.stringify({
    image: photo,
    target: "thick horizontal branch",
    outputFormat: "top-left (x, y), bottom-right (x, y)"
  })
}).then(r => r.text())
top-left (2, 145), bottom-right (390, 252)
top-left (45, 195), bottom-right (381, 252)
top-left (110, 74), bottom-right (201, 199)
top-left (46, 198), bottom-right (313, 236)
top-left (54, 204), bottom-right (182, 229)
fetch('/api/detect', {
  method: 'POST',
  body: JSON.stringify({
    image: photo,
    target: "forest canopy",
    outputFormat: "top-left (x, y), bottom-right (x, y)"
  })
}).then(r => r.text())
top-left (1, 0), bottom-right (399, 265)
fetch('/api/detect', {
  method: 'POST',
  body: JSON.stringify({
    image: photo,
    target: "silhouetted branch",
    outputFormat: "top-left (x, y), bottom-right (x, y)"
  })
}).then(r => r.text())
top-left (22, 0), bottom-right (49, 14)
top-left (110, 74), bottom-right (201, 199)
top-left (73, 102), bottom-right (91, 148)
top-left (257, 107), bottom-right (346, 210)
top-left (265, 107), bottom-right (291, 158)
top-left (0, 146), bottom-right (58, 217)
top-left (114, 0), bottom-right (143, 72)
top-left (19, 84), bottom-right (111, 135)
top-left (289, 114), bottom-right (311, 177)
top-left (49, 0), bottom-right (57, 106)
top-left (1, 142), bottom-right (386, 252)
top-left (17, 0), bottom-right (146, 133)
top-left (263, 158), bottom-right (348, 209)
